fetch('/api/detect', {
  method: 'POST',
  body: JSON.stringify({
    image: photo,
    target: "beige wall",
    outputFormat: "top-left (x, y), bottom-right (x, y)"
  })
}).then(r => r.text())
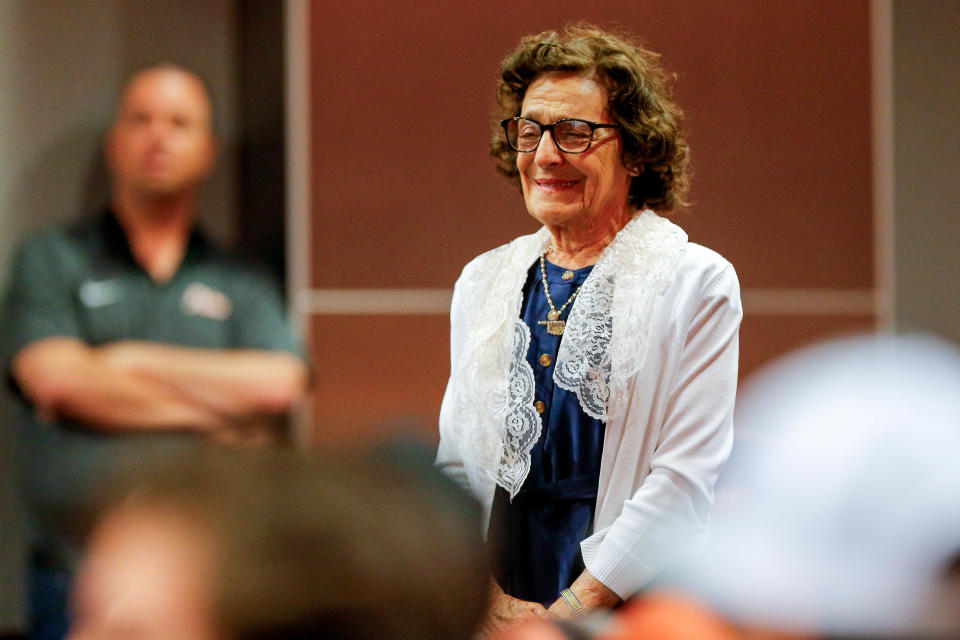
top-left (893, 0), bottom-right (960, 343)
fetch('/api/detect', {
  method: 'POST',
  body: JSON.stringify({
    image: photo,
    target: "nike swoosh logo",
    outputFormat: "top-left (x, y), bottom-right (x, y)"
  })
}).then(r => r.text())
top-left (79, 279), bottom-right (123, 308)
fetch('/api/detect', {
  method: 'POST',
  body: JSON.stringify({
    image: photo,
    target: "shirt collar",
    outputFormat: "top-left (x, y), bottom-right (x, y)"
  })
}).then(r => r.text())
top-left (100, 208), bottom-right (211, 272)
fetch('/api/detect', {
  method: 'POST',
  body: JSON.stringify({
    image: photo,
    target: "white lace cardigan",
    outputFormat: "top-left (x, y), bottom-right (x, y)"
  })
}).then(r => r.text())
top-left (436, 211), bottom-right (742, 598)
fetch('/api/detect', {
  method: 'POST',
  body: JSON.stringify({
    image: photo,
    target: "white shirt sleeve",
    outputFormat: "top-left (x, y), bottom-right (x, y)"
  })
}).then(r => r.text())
top-left (583, 263), bottom-right (742, 598)
top-left (436, 275), bottom-right (471, 493)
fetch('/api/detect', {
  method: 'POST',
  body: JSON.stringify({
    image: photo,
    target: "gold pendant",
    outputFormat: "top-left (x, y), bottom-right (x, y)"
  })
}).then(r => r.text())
top-left (547, 310), bottom-right (560, 321)
top-left (538, 319), bottom-right (565, 335)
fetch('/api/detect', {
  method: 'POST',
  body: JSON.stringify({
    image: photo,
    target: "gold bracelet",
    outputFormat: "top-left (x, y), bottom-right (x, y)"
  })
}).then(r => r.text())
top-left (560, 588), bottom-right (584, 615)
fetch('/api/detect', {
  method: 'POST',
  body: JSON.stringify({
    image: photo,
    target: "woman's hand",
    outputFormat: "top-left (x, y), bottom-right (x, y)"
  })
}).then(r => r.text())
top-left (547, 569), bottom-right (621, 619)
top-left (482, 580), bottom-right (549, 637)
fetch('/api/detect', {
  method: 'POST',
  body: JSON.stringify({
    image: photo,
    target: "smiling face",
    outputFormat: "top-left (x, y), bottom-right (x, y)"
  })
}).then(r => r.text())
top-left (517, 72), bottom-right (634, 232)
top-left (106, 68), bottom-right (216, 201)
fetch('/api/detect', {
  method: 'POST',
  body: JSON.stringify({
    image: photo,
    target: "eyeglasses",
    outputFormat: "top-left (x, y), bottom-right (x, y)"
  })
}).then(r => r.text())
top-left (501, 117), bottom-right (620, 154)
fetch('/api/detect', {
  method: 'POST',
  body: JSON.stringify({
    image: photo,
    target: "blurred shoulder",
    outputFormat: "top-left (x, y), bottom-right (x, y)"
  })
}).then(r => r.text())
top-left (14, 218), bottom-right (89, 249)
top-left (203, 250), bottom-right (286, 298)
top-left (7, 219), bottom-right (97, 268)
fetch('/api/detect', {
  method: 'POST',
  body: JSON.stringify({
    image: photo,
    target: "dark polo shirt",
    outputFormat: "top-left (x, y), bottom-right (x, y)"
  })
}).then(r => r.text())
top-left (0, 211), bottom-right (301, 565)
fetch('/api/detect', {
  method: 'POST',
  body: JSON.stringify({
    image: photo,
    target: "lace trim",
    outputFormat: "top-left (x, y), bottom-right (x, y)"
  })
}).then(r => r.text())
top-left (497, 319), bottom-right (540, 496)
top-left (555, 212), bottom-right (687, 421)
top-left (450, 212), bottom-right (686, 497)
top-left (451, 229), bottom-right (551, 499)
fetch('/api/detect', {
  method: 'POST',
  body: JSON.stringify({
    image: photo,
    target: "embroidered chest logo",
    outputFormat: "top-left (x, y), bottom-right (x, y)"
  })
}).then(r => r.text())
top-left (79, 279), bottom-right (123, 308)
top-left (180, 282), bottom-right (232, 320)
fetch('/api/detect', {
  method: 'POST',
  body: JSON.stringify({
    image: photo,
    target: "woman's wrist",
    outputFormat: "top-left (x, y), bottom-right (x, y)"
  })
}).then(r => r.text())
top-left (560, 588), bottom-right (585, 615)
top-left (567, 570), bottom-right (622, 611)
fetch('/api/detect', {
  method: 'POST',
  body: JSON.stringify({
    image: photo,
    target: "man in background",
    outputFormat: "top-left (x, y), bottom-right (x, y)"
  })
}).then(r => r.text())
top-left (0, 64), bottom-right (308, 640)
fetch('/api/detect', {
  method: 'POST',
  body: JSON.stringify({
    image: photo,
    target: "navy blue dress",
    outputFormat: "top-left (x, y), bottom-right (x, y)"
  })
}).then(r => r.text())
top-left (488, 258), bottom-right (605, 607)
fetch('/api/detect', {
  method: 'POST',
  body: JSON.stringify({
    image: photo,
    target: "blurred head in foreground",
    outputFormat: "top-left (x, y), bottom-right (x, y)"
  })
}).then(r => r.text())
top-left (67, 445), bottom-right (488, 640)
top-left (677, 334), bottom-right (960, 638)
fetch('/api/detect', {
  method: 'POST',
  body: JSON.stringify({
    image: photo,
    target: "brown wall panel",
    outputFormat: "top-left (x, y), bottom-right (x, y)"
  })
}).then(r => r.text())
top-left (674, 3), bottom-right (874, 288)
top-left (308, 315), bottom-right (449, 447)
top-left (304, 1), bottom-right (877, 445)
top-left (739, 314), bottom-right (877, 379)
top-left (308, 0), bottom-right (873, 291)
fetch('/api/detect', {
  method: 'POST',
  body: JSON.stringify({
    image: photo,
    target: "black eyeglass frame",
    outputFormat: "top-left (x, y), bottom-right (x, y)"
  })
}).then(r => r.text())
top-left (500, 117), bottom-right (620, 154)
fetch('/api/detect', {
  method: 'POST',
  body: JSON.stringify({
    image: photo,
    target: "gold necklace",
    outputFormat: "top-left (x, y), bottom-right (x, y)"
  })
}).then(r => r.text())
top-left (537, 249), bottom-right (584, 336)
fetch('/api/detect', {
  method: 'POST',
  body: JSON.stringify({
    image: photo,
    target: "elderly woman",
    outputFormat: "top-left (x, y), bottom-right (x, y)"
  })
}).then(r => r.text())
top-left (436, 25), bottom-right (742, 631)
